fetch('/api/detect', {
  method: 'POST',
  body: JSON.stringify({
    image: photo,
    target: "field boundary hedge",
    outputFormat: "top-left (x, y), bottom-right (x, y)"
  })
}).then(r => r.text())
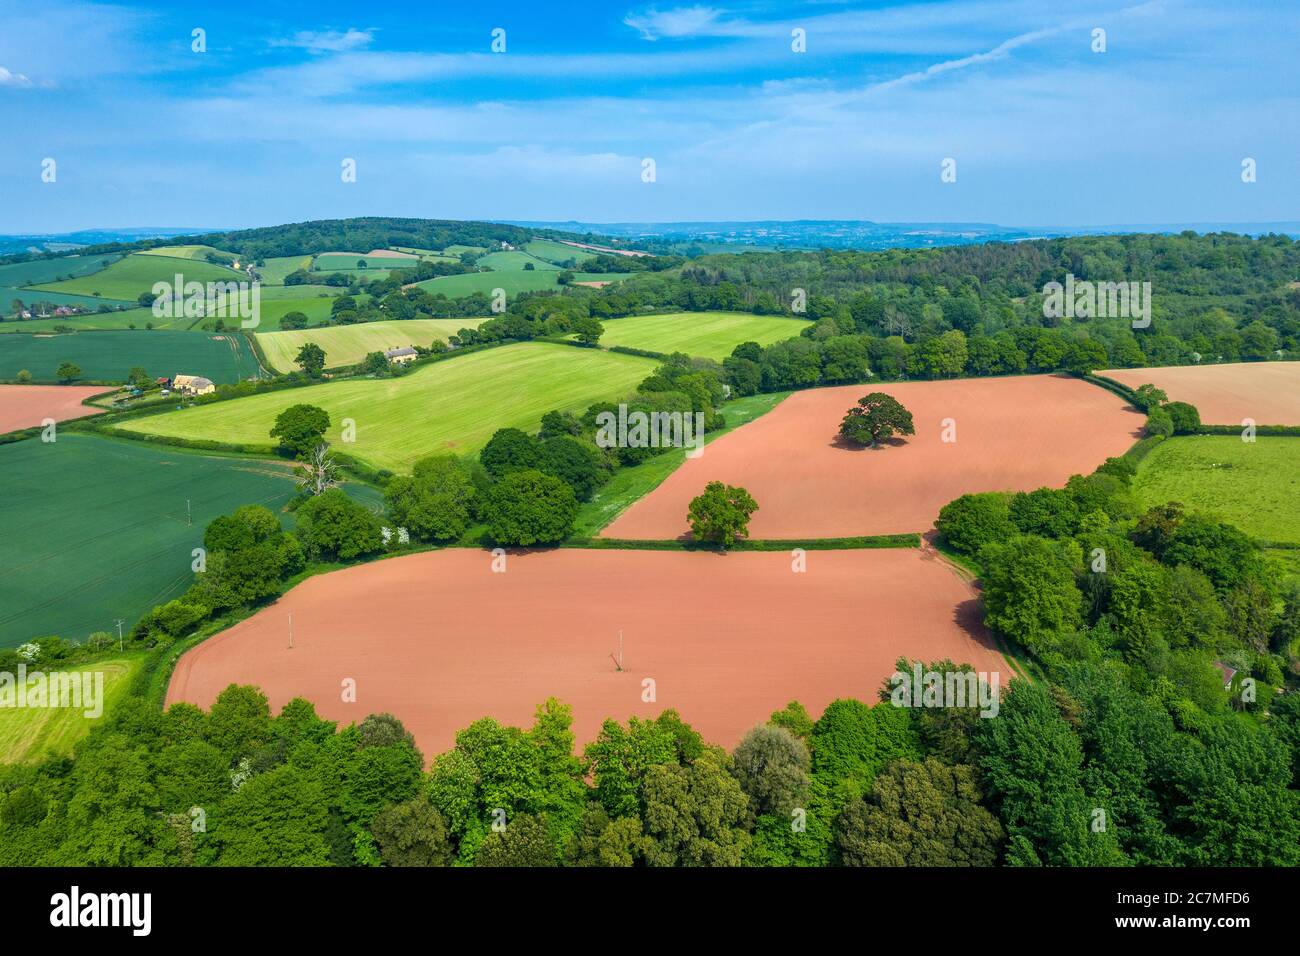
top-left (563, 533), bottom-right (921, 552)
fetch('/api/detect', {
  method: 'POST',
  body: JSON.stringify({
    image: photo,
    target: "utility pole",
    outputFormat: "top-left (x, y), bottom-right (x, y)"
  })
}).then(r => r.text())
top-left (186, 498), bottom-right (192, 526)
top-left (114, 619), bottom-right (125, 652)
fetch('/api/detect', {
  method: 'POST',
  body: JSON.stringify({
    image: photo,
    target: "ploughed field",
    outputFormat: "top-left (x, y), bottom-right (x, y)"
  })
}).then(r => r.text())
top-left (1100, 362), bottom-right (1300, 425)
top-left (602, 374), bottom-right (1143, 539)
top-left (166, 547), bottom-right (1008, 758)
top-left (0, 385), bottom-right (106, 434)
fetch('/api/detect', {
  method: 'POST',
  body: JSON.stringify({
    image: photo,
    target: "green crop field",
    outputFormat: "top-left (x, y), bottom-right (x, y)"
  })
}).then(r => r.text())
top-left (30, 253), bottom-right (244, 302)
top-left (0, 330), bottom-right (264, 383)
top-left (0, 654), bottom-right (146, 764)
top-left (138, 245), bottom-right (235, 262)
top-left (257, 318), bottom-right (486, 372)
top-left (443, 244), bottom-right (486, 256)
top-left (477, 251), bottom-right (561, 271)
top-left (2, 285), bottom-right (137, 311)
top-left (120, 342), bottom-right (658, 472)
top-left (594, 311), bottom-right (812, 360)
top-left (1134, 435), bottom-right (1300, 544)
top-left (524, 238), bottom-right (596, 264)
top-left (0, 253), bottom-right (124, 289)
top-left (409, 269), bottom-right (563, 299)
top-left (0, 435), bottom-right (374, 647)
top-left (314, 253), bottom-right (421, 273)
top-left (257, 255), bottom-right (313, 284)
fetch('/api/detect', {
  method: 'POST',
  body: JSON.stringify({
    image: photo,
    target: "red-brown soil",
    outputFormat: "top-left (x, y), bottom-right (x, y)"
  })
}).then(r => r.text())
top-left (166, 548), bottom-right (1008, 759)
top-left (0, 385), bottom-right (106, 435)
top-left (1100, 362), bottom-right (1300, 425)
top-left (603, 375), bottom-right (1142, 540)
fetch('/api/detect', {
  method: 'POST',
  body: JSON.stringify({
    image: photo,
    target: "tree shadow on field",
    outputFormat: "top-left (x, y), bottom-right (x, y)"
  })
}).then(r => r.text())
top-left (953, 597), bottom-right (1002, 656)
top-left (829, 433), bottom-right (909, 452)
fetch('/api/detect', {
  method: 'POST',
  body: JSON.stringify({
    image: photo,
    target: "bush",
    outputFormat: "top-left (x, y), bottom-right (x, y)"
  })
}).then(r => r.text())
top-left (936, 492), bottom-right (1015, 556)
top-left (295, 488), bottom-right (384, 560)
top-left (485, 470), bottom-right (578, 546)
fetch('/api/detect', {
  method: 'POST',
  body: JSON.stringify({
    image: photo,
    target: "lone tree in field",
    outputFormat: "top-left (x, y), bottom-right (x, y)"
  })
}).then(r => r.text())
top-left (295, 342), bottom-right (326, 377)
top-left (839, 392), bottom-right (915, 448)
top-left (56, 361), bottom-right (82, 384)
top-left (687, 481), bottom-right (758, 548)
top-left (271, 403), bottom-right (330, 459)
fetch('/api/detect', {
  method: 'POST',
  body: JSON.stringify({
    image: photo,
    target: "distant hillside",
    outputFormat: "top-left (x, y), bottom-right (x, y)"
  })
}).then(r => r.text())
top-left (0, 218), bottom-right (646, 268)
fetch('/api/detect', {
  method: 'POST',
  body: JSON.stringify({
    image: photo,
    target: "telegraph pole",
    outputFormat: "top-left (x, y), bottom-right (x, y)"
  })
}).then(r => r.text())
top-left (186, 499), bottom-right (192, 526)
top-left (114, 619), bottom-right (125, 651)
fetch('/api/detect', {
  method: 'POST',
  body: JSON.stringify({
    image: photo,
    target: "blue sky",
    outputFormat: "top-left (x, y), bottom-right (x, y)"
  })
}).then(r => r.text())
top-left (0, 0), bottom-right (1296, 231)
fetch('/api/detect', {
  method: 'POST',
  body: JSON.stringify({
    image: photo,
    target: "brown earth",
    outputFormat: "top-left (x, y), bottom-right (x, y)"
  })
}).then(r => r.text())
top-left (166, 547), bottom-right (1008, 759)
top-left (603, 375), bottom-right (1143, 540)
top-left (0, 385), bottom-right (107, 435)
top-left (1100, 362), bottom-right (1300, 425)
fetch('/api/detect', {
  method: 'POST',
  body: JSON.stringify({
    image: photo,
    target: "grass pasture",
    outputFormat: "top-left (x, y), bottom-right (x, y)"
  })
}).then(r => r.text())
top-left (525, 238), bottom-right (596, 264)
top-left (256, 318), bottom-right (486, 372)
top-left (0, 253), bottom-right (124, 289)
top-left (30, 253), bottom-right (244, 302)
top-left (0, 654), bottom-right (146, 764)
top-left (408, 269), bottom-right (563, 299)
top-left (257, 255), bottom-right (313, 284)
top-left (138, 245), bottom-right (234, 262)
top-left (314, 253), bottom-right (421, 274)
top-left (0, 330), bottom-right (263, 383)
top-left (595, 311), bottom-right (812, 360)
top-left (1133, 435), bottom-right (1300, 544)
top-left (119, 342), bottom-right (658, 471)
top-left (477, 250), bottom-right (561, 271)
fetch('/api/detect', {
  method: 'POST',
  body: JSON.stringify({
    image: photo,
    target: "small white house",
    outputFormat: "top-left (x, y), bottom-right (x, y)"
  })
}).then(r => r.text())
top-left (384, 346), bottom-right (418, 365)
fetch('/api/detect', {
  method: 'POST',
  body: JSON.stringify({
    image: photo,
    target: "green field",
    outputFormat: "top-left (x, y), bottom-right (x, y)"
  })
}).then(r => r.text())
top-left (30, 253), bottom-right (245, 302)
top-left (524, 238), bottom-right (596, 264)
top-left (120, 342), bottom-right (659, 471)
top-left (0, 435), bottom-right (374, 646)
top-left (0, 253), bottom-right (124, 289)
top-left (138, 245), bottom-right (234, 262)
top-left (0, 330), bottom-right (264, 383)
top-left (443, 245), bottom-right (487, 256)
top-left (409, 270), bottom-right (564, 298)
top-left (314, 253), bottom-right (422, 274)
top-left (1134, 436), bottom-right (1300, 544)
top-left (594, 311), bottom-right (811, 360)
top-left (257, 255), bottom-right (313, 284)
top-left (0, 654), bottom-right (146, 764)
top-left (477, 250), bottom-right (561, 271)
top-left (257, 318), bottom-right (486, 372)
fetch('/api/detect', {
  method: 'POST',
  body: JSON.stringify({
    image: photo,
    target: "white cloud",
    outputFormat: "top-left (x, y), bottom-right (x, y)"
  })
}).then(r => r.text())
top-left (624, 5), bottom-right (727, 40)
top-left (0, 66), bottom-right (33, 88)
top-left (269, 28), bottom-right (375, 54)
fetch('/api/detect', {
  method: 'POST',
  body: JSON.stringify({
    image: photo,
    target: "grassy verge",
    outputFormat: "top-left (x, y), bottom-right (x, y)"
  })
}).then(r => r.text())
top-left (571, 390), bottom-right (790, 537)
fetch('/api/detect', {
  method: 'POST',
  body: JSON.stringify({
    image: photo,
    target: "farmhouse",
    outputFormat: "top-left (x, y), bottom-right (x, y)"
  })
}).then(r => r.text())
top-left (383, 346), bottom-right (418, 365)
top-left (171, 374), bottom-right (215, 396)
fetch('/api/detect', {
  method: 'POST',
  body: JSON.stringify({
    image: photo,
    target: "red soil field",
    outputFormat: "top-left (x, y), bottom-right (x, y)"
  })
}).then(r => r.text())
top-left (0, 385), bottom-right (106, 435)
top-left (1100, 362), bottom-right (1300, 425)
top-left (603, 375), bottom-right (1142, 540)
top-left (166, 548), bottom-right (1008, 759)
